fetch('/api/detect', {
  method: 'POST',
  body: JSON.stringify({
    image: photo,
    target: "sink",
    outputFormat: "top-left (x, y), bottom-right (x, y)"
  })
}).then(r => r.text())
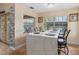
top-left (33, 32), bottom-right (40, 34)
top-left (45, 33), bottom-right (56, 36)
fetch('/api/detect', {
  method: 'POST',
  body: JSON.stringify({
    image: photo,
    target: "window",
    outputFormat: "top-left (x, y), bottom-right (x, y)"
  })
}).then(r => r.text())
top-left (44, 16), bottom-right (68, 31)
top-left (23, 18), bottom-right (35, 33)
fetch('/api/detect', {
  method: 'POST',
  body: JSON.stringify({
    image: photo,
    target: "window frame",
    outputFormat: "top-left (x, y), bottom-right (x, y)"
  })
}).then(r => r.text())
top-left (44, 16), bottom-right (68, 31)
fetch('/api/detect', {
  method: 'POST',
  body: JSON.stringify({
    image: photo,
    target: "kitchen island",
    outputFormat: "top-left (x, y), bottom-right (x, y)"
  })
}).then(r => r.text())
top-left (26, 30), bottom-right (60, 55)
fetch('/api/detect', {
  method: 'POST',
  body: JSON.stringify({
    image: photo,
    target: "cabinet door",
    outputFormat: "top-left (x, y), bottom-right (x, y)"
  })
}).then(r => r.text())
top-left (27, 35), bottom-right (45, 55)
top-left (0, 15), bottom-right (7, 43)
top-left (44, 37), bottom-right (58, 55)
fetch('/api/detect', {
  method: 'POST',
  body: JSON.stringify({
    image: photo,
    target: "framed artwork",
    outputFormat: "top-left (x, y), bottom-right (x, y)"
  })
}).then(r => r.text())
top-left (38, 17), bottom-right (43, 23)
top-left (69, 13), bottom-right (78, 22)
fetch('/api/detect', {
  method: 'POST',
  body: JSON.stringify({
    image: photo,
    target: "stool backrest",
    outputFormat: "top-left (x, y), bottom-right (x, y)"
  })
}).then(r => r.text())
top-left (63, 29), bottom-right (67, 37)
top-left (64, 30), bottom-right (71, 40)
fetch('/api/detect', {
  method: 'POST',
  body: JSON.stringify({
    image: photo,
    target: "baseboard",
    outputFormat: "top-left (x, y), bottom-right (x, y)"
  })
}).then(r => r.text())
top-left (68, 40), bottom-right (79, 46)
top-left (9, 43), bottom-right (26, 50)
top-left (15, 43), bottom-right (26, 49)
top-left (9, 46), bottom-right (16, 50)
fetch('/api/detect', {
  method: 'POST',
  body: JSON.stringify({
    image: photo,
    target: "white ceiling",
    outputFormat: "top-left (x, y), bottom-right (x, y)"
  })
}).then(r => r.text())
top-left (25, 3), bottom-right (79, 13)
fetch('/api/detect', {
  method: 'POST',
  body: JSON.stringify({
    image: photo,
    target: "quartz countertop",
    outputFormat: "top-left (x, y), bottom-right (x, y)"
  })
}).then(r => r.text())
top-left (27, 30), bottom-right (60, 39)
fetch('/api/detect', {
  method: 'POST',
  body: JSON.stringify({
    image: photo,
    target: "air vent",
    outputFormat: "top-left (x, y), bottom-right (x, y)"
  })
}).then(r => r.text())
top-left (29, 6), bottom-right (34, 9)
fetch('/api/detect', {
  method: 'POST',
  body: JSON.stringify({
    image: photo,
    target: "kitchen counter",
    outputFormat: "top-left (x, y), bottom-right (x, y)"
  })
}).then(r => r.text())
top-left (26, 30), bottom-right (60, 55)
top-left (28, 31), bottom-right (59, 39)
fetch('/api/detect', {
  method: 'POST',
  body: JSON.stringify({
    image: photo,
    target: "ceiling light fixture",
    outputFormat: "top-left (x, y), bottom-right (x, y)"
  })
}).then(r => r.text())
top-left (47, 3), bottom-right (55, 8)
top-left (29, 6), bottom-right (34, 9)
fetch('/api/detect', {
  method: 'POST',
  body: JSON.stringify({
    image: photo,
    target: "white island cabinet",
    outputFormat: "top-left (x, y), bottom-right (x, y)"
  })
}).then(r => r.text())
top-left (26, 31), bottom-right (59, 55)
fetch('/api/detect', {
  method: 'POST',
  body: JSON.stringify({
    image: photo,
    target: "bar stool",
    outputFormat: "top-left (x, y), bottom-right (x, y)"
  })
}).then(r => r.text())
top-left (58, 29), bottom-right (71, 55)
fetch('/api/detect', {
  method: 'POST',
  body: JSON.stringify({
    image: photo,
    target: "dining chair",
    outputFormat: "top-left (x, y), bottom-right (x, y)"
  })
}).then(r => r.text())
top-left (58, 29), bottom-right (71, 55)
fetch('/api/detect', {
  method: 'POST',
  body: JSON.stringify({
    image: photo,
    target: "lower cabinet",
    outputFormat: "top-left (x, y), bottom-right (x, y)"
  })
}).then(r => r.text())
top-left (26, 35), bottom-right (58, 55)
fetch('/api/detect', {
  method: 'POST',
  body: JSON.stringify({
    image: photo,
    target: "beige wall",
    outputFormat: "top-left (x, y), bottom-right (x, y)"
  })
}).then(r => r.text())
top-left (0, 3), bottom-right (14, 11)
top-left (15, 3), bottom-right (38, 39)
top-left (38, 8), bottom-right (79, 45)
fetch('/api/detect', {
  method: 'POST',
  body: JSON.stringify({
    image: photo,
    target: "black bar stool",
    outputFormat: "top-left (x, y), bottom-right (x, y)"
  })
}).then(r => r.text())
top-left (58, 29), bottom-right (71, 55)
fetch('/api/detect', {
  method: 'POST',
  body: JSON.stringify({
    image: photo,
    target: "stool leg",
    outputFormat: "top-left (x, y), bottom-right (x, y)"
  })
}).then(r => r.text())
top-left (64, 46), bottom-right (69, 55)
top-left (58, 48), bottom-right (61, 55)
top-left (66, 46), bottom-right (69, 55)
